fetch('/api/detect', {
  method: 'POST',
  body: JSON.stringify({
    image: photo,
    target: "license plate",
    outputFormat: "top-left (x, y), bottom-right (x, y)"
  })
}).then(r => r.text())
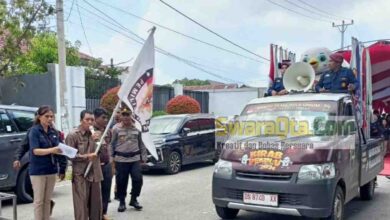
top-left (243, 192), bottom-right (278, 207)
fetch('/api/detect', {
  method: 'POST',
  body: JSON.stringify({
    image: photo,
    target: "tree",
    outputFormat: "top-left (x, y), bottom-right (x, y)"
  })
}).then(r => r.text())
top-left (14, 32), bottom-right (80, 74)
top-left (173, 77), bottom-right (210, 86)
top-left (0, 0), bottom-right (54, 76)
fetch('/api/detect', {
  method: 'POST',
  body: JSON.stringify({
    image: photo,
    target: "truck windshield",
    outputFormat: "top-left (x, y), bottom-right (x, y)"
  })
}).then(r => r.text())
top-left (229, 101), bottom-right (339, 139)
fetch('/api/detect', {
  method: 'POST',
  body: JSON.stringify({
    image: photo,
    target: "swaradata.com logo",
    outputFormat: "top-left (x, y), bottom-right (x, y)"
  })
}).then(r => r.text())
top-left (215, 116), bottom-right (357, 138)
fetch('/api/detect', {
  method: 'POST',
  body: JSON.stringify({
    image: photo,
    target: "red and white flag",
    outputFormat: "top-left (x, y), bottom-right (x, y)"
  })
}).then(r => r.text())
top-left (117, 27), bottom-right (158, 159)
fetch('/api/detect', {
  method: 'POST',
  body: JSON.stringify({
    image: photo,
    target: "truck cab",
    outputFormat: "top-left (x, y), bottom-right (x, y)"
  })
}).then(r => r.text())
top-left (212, 93), bottom-right (385, 219)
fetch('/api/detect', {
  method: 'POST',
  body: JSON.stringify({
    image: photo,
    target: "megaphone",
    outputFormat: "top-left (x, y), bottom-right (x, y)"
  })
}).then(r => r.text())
top-left (283, 62), bottom-right (315, 92)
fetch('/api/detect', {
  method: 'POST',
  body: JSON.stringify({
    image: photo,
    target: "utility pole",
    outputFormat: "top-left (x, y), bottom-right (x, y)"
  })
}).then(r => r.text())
top-left (56, 0), bottom-right (68, 132)
top-left (332, 20), bottom-right (354, 49)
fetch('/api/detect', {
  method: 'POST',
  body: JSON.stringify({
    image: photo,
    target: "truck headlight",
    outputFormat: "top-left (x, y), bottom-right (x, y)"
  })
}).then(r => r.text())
top-left (214, 159), bottom-right (232, 179)
top-left (298, 163), bottom-right (335, 180)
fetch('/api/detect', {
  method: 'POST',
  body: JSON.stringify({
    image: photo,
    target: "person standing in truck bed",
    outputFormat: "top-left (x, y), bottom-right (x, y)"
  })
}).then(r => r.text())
top-left (316, 53), bottom-right (358, 93)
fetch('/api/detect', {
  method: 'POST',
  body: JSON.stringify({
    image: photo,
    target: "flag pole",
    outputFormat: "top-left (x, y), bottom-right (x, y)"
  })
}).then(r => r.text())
top-left (84, 101), bottom-right (121, 178)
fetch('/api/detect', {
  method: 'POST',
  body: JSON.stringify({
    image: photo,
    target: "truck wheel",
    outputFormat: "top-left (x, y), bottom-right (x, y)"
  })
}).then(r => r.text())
top-left (165, 151), bottom-right (181, 174)
top-left (215, 206), bottom-right (239, 219)
top-left (360, 178), bottom-right (375, 200)
top-left (322, 186), bottom-right (344, 220)
top-left (15, 168), bottom-right (33, 203)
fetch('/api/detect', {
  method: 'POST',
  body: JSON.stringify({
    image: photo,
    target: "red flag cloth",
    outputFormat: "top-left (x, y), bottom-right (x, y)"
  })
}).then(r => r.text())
top-left (340, 41), bottom-right (390, 113)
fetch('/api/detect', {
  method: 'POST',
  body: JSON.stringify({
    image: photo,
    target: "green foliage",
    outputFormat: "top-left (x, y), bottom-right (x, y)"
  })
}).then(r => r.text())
top-left (0, 0), bottom-right (54, 76)
top-left (13, 32), bottom-right (80, 75)
top-left (173, 77), bottom-right (210, 86)
top-left (152, 111), bottom-right (167, 117)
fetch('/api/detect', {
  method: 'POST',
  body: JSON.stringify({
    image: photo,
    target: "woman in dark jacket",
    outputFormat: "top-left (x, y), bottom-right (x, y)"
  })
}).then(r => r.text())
top-left (29, 106), bottom-right (66, 220)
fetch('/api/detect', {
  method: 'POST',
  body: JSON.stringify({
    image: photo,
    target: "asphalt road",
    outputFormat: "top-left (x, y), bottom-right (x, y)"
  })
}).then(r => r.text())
top-left (2, 163), bottom-right (390, 220)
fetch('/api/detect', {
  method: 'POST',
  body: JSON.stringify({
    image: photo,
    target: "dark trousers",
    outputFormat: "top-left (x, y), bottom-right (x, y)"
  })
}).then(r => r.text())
top-left (115, 161), bottom-right (143, 203)
top-left (101, 163), bottom-right (113, 215)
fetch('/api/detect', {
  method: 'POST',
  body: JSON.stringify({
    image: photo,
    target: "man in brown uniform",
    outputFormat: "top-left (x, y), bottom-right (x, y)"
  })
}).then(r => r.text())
top-left (93, 108), bottom-right (112, 220)
top-left (65, 110), bottom-right (103, 220)
top-left (111, 108), bottom-right (147, 212)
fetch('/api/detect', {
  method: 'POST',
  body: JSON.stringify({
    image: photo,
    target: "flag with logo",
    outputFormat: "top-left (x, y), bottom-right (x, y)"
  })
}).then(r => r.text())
top-left (117, 27), bottom-right (158, 159)
top-left (365, 48), bottom-right (372, 137)
top-left (350, 37), bottom-right (363, 128)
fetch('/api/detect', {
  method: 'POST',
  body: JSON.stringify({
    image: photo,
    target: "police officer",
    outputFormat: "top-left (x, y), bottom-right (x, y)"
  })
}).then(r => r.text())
top-left (111, 107), bottom-right (147, 212)
top-left (267, 60), bottom-right (290, 96)
top-left (315, 53), bottom-right (358, 93)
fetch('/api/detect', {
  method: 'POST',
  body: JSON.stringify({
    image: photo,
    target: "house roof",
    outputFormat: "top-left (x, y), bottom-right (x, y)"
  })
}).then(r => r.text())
top-left (78, 51), bottom-right (96, 61)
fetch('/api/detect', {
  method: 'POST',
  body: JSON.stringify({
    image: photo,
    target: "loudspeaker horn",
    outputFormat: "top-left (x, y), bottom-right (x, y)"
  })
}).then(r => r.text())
top-left (283, 62), bottom-right (315, 92)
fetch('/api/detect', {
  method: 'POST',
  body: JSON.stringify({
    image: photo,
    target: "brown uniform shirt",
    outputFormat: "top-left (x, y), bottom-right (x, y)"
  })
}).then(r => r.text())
top-left (94, 125), bottom-right (112, 164)
top-left (111, 123), bottom-right (147, 163)
top-left (65, 126), bottom-right (103, 182)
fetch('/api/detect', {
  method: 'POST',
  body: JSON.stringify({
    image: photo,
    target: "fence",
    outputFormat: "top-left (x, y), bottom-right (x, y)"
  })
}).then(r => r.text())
top-left (85, 75), bottom-right (209, 113)
top-left (153, 85), bottom-right (174, 111)
top-left (184, 90), bottom-right (209, 113)
top-left (85, 74), bottom-right (121, 110)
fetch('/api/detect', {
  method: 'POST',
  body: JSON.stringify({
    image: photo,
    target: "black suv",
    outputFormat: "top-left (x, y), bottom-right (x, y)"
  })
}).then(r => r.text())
top-left (143, 114), bottom-right (217, 174)
top-left (0, 105), bottom-right (37, 203)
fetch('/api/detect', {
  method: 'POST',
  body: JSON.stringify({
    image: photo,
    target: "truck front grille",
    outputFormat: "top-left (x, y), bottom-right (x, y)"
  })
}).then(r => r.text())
top-left (236, 171), bottom-right (292, 181)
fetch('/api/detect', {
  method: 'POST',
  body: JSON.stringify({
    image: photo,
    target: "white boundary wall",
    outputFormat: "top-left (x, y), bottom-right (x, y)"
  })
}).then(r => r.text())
top-left (52, 64), bottom-right (86, 133)
top-left (206, 88), bottom-right (266, 116)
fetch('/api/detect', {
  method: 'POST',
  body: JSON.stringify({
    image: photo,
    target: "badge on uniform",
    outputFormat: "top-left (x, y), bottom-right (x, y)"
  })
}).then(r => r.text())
top-left (341, 82), bottom-right (346, 88)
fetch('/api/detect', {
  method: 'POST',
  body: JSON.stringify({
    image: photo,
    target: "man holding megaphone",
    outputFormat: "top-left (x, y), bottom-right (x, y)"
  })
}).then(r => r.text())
top-left (315, 53), bottom-right (358, 93)
top-left (267, 60), bottom-right (291, 96)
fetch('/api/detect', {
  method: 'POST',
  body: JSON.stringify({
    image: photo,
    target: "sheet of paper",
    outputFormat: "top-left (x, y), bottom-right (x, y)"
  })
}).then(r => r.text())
top-left (58, 143), bottom-right (78, 159)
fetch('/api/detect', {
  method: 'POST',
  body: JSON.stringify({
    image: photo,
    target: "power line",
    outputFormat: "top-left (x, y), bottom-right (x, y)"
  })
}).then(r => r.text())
top-left (283, 0), bottom-right (334, 22)
top-left (90, 0), bottom-right (265, 64)
top-left (65, 11), bottom-right (256, 77)
top-left (296, 0), bottom-right (352, 21)
top-left (79, 0), bottom-right (244, 84)
top-left (266, 0), bottom-right (330, 23)
top-left (159, 0), bottom-right (270, 62)
top-left (65, 0), bottom-right (75, 21)
top-left (76, 0), bottom-right (93, 55)
top-left (114, 57), bottom-right (134, 66)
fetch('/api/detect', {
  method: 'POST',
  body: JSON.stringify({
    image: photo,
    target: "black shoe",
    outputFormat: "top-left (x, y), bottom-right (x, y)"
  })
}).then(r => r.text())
top-left (129, 199), bottom-right (143, 210)
top-left (50, 200), bottom-right (55, 216)
top-left (117, 203), bottom-right (126, 212)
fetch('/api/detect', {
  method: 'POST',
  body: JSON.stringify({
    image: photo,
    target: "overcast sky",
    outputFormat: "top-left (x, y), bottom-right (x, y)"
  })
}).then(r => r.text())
top-left (60, 0), bottom-right (390, 87)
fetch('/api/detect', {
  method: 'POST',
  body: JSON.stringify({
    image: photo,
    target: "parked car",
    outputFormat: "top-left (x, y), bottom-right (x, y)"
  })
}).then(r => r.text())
top-left (143, 114), bottom-right (218, 174)
top-left (0, 105), bottom-right (37, 203)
